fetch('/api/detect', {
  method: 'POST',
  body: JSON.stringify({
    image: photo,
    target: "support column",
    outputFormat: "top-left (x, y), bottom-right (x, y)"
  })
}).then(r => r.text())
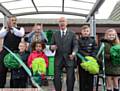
top-left (90, 15), bottom-right (96, 39)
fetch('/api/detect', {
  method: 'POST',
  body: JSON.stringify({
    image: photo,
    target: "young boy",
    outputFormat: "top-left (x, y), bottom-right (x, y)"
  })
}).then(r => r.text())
top-left (11, 41), bottom-right (29, 88)
top-left (78, 25), bottom-right (97, 91)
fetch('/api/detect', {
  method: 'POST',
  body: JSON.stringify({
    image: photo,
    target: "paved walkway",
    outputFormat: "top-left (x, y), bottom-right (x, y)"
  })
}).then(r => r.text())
top-left (1, 72), bottom-right (111, 91)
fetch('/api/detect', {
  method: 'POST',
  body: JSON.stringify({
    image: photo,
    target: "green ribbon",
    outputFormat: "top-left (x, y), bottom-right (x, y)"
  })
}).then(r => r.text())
top-left (96, 43), bottom-right (105, 58)
top-left (4, 46), bottom-right (32, 77)
top-left (96, 43), bottom-right (106, 91)
top-left (77, 53), bottom-right (89, 62)
top-left (3, 45), bottom-right (44, 91)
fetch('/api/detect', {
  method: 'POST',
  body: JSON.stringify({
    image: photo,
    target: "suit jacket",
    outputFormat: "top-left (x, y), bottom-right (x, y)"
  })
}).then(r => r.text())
top-left (50, 29), bottom-right (78, 67)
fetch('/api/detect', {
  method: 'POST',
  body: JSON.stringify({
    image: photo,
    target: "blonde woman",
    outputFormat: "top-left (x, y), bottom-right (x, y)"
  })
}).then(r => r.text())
top-left (103, 28), bottom-right (120, 91)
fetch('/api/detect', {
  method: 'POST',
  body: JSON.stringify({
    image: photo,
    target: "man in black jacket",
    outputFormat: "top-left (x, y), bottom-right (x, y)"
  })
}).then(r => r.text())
top-left (0, 16), bottom-right (25, 88)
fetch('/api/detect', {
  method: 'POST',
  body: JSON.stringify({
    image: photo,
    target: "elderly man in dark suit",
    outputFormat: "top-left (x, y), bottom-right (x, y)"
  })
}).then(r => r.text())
top-left (50, 17), bottom-right (78, 91)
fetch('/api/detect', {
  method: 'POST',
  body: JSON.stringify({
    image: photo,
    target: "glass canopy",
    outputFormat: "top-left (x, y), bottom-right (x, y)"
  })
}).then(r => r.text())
top-left (0, 0), bottom-right (105, 21)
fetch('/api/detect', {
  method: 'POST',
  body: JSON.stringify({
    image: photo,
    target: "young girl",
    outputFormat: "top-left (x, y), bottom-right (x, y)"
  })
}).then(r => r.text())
top-left (27, 41), bottom-right (48, 86)
top-left (103, 28), bottom-right (120, 91)
top-left (11, 41), bottom-right (29, 88)
top-left (78, 25), bottom-right (97, 91)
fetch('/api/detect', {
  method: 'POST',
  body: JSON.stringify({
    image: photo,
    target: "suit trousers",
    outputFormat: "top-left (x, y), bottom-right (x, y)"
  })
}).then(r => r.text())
top-left (54, 60), bottom-right (75, 91)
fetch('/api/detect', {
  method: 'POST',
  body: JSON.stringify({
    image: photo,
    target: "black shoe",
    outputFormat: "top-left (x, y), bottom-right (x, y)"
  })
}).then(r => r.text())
top-left (114, 88), bottom-right (119, 91)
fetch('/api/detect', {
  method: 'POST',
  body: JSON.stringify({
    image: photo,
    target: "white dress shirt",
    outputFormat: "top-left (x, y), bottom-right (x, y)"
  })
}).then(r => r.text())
top-left (0, 26), bottom-right (25, 38)
top-left (60, 28), bottom-right (67, 37)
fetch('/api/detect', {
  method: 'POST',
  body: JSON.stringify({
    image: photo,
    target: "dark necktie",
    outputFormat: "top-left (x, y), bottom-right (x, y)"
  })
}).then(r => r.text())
top-left (62, 31), bottom-right (65, 38)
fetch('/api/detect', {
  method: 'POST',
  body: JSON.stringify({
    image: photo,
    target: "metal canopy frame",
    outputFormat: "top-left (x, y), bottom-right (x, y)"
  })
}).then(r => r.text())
top-left (0, 0), bottom-right (105, 22)
top-left (0, 0), bottom-right (105, 50)
top-left (0, 3), bottom-right (12, 16)
top-left (86, 0), bottom-right (105, 22)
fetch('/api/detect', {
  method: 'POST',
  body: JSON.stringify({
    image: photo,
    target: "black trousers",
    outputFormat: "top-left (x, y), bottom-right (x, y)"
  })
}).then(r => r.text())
top-left (0, 50), bottom-right (13, 88)
top-left (78, 64), bottom-right (94, 91)
top-left (12, 78), bottom-right (27, 88)
top-left (54, 62), bottom-right (75, 91)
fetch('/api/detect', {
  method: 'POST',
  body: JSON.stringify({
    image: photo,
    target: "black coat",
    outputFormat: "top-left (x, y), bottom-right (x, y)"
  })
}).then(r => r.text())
top-left (11, 51), bottom-right (29, 79)
top-left (78, 37), bottom-right (97, 58)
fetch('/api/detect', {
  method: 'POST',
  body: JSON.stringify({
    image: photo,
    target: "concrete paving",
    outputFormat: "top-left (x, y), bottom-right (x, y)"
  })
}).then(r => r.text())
top-left (0, 72), bottom-right (111, 91)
